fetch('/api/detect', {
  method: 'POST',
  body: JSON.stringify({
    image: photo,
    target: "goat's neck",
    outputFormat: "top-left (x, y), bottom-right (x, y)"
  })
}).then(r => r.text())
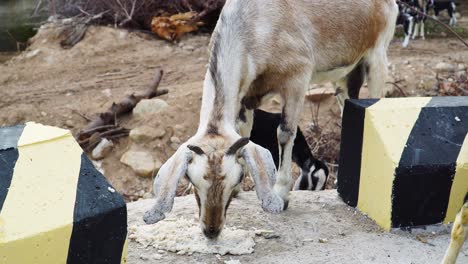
top-left (197, 39), bottom-right (251, 138)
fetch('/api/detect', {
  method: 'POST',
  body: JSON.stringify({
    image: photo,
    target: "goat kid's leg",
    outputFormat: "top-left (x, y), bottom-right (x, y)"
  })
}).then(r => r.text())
top-left (333, 79), bottom-right (349, 113)
top-left (420, 21), bottom-right (425, 39)
top-left (274, 77), bottom-right (308, 207)
top-left (365, 48), bottom-right (388, 99)
top-left (402, 17), bottom-right (413, 48)
top-left (412, 21), bottom-right (419, 39)
top-left (238, 105), bottom-right (254, 138)
top-left (334, 61), bottom-right (365, 114)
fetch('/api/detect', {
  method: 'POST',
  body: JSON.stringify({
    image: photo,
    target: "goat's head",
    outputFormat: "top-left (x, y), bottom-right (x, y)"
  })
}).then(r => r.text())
top-left (143, 136), bottom-right (284, 239)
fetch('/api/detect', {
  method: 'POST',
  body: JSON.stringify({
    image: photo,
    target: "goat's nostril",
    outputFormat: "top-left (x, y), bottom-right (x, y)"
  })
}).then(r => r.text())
top-left (203, 226), bottom-right (221, 239)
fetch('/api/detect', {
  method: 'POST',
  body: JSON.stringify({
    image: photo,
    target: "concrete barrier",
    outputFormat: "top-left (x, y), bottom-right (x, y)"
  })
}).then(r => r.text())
top-left (0, 122), bottom-right (127, 263)
top-left (338, 97), bottom-right (468, 230)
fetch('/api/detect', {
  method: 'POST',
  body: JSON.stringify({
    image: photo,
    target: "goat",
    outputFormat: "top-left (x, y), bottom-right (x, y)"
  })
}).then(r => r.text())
top-left (427, 0), bottom-right (457, 26)
top-left (442, 194), bottom-right (468, 264)
top-left (397, 1), bottom-right (415, 47)
top-left (250, 109), bottom-right (329, 191)
top-left (144, 0), bottom-right (398, 239)
top-left (408, 0), bottom-right (428, 40)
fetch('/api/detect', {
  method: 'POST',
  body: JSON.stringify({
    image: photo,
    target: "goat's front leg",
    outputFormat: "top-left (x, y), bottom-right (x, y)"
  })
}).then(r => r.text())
top-left (274, 75), bottom-right (308, 207)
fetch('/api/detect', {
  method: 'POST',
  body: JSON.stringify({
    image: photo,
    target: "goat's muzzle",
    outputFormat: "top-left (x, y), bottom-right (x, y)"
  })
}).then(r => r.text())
top-left (203, 226), bottom-right (221, 239)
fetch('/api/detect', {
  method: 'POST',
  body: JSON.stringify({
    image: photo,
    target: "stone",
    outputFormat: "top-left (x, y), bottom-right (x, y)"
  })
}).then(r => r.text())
top-left (154, 159), bottom-right (163, 174)
top-left (120, 150), bottom-right (155, 177)
top-left (457, 64), bottom-right (465, 71)
top-left (130, 126), bottom-right (164, 143)
top-left (133, 99), bottom-right (168, 117)
top-left (102, 88), bottom-right (112, 97)
top-left (170, 136), bottom-right (181, 144)
top-left (65, 120), bottom-right (74, 128)
top-left (92, 138), bottom-right (114, 160)
top-left (170, 143), bottom-right (180, 150)
top-left (174, 124), bottom-right (185, 132)
top-left (305, 88), bottom-right (335, 102)
top-left (435, 62), bottom-right (455, 73)
top-left (25, 49), bottom-right (40, 59)
top-left (182, 45), bottom-right (195, 51)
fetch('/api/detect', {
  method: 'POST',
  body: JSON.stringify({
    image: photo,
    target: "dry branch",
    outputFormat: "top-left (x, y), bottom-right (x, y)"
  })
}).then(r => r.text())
top-left (77, 69), bottom-right (167, 148)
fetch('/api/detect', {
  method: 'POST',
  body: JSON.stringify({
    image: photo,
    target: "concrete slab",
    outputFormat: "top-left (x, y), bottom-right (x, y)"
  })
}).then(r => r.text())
top-left (127, 190), bottom-right (468, 264)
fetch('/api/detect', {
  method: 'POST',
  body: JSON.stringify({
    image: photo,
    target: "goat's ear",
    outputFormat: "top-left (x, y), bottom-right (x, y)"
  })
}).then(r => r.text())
top-left (144, 147), bottom-right (192, 224)
top-left (240, 142), bottom-right (284, 213)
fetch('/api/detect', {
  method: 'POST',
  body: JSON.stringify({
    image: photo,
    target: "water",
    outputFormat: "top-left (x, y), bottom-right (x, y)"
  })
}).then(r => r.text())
top-left (0, 0), bottom-right (48, 52)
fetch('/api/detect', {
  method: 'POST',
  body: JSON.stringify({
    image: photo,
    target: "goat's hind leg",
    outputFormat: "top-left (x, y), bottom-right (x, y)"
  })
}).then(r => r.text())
top-left (274, 73), bottom-right (309, 207)
top-left (365, 47), bottom-right (388, 98)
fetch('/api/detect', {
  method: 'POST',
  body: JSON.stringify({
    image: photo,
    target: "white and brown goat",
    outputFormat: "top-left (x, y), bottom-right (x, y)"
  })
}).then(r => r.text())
top-left (144, 0), bottom-right (398, 239)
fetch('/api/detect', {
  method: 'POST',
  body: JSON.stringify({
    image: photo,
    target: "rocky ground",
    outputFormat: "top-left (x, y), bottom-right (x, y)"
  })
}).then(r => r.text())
top-left (0, 23), bottom-right (467, 201)
top-left (126, 191), bottom-right (468, 264)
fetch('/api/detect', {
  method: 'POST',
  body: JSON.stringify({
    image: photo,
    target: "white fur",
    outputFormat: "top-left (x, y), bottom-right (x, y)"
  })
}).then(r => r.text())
top-left (313, 169), bottom-right (327, 191)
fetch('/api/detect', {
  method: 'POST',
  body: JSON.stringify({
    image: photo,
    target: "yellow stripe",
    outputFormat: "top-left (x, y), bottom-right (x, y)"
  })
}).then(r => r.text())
top-left (357, 97), bottom-right (431, 230)
top-left (121, 239), bottom-right (128, 264)
top-left (444, 134), bottom-right (468, 223)
top-left (0, 123), bottom-right (82, 263)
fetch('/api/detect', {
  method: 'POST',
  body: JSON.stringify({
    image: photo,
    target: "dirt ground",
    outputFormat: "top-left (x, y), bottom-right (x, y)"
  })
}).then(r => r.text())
top-left (0, 24), bottom-right (467, 201)
top-left (127, 191), bottom-right (468, 264)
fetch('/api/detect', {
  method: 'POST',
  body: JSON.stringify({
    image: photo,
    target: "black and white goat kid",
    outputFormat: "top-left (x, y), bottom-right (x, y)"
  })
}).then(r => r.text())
top-left (397, 1), bottom-right (415, 47)
top-left (250, 109), bottom-right (329, 191)
top-left (427, 0), bottom-right (457, 27)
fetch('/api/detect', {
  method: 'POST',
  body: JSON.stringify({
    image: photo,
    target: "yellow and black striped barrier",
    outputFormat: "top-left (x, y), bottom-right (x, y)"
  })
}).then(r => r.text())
top-left (338, 97), bottom-right (468, 230)
top-left (0, 122), bottom-right (127, 263)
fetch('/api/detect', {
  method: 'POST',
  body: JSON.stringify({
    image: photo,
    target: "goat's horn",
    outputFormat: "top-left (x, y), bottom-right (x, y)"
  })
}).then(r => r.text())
top-left (188, 145), bottom-right (205, 155)
top-left (226, 137), bottom-right (250, 156)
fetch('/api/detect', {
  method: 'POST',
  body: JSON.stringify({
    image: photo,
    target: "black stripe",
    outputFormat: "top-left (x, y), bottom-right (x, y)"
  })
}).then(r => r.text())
top-left (0, 125), bottom-right (24, 212)
top-left (67, 154), bottom-right (127, 264)
top-left (337, 99), bottom-right (379, 206)
top-left (0, 124), bottom-right (25, 150)
top-left (391, 98), bottom-right (468, 228)
top-left (0, 149), bottom-right (19, 213)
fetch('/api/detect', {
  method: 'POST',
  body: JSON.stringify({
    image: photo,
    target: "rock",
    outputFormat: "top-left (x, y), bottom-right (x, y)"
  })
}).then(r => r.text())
top-left (133, 99), bottom-right (168, 117)
top-left (154, 159), bottom-right (163, 174)
top-left (102, 88), bottom-right (112, 97)
top-left (174, 124), bottom-right (185, 132)
top-left (120, 150), bottom-right (155, 177)
top-left (170, 143), bottom-right (180, 150)
top-left (92, 138), bottom-right (114, 160)
top-left (435, 62), bottom-right (455, 73)
top-left (182, 45), bottom-right (195, 51)
top-left (119, 31), bottom-right (129, 39)
top-left (130, 126), bottom-right (165, 143)
top-left (25, 49), bottom-right (40, 59)
top-left (170, 136), bottom-right (181, 144)
top-left (65, 120), bottom-right (74, 128)
top-left (457, 64), bottom-right (465, 71)
top-left (305, 88), bottom-right (335, 102)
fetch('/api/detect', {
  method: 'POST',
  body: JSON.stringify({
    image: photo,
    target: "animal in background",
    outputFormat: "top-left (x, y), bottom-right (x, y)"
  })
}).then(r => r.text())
top-left (250, 109), bottom-right (329, 191)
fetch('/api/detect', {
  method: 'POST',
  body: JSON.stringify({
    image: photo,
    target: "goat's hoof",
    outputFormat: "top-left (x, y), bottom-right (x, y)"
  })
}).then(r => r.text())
top-left (262, 194), bottom-right (284, 213)
top-left (283, 200), bottom-right (289, 210)
top-left (143, 209), bottom-right (165, 224)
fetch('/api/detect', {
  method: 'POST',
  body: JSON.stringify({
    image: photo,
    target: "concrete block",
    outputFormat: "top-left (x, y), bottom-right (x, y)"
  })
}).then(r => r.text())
top-left (338, 97), bottom-right (468, 230)
top-left (0, 122), bottom-right (127, 263)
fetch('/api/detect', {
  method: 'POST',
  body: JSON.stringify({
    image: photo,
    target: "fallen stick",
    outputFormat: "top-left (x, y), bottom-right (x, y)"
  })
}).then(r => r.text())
top-left (77, 69), bottom-right (167, 148)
